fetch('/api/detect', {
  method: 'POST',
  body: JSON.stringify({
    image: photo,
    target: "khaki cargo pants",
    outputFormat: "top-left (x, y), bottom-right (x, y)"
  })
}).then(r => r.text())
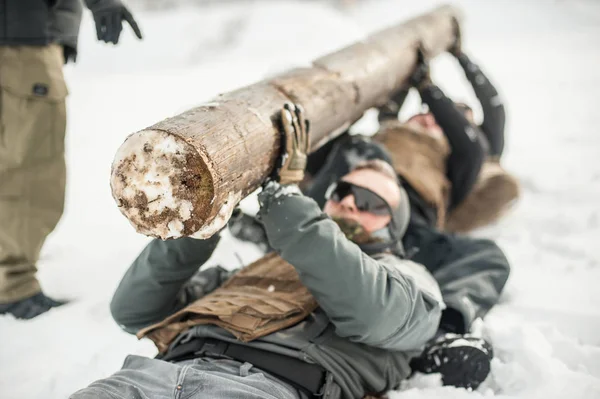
top-left (0, 44), bottom-right (67, 303)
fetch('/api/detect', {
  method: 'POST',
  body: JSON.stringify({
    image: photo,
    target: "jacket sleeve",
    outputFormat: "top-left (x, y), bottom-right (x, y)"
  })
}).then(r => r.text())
top-left (258, 183), bottom-right (441, 351)
top-left (457, 53), bottom-right (506, 157)
top-left (110, 234), bottom-right (223, 334)
top-left (49, 0), bottom-right (83, 60)
top-left (419, 84), bottom-right (485, 210)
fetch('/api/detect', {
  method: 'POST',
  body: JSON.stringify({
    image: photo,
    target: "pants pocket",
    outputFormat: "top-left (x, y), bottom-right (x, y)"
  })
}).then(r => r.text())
top-left (0, 44), bottom-right (68, 167)
top-left (0, 90), bottom-right (66, 166)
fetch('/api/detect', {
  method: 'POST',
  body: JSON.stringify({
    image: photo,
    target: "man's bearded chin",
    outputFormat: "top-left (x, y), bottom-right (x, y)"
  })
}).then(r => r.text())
top-left (332, 217), bottom-right (385, 245)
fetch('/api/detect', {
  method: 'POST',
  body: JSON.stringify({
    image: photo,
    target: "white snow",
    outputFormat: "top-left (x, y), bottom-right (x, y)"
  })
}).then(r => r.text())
top-left (1, 1), bottom-right (600, 398)
top-left (265, 181), bottom-right (303, 198)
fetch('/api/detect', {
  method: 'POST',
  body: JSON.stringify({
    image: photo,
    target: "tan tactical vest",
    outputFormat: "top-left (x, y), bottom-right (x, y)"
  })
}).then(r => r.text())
top-left (137, 252), bottom-right (318, 353)
top-left (374, 121), bottom-right (451, 228)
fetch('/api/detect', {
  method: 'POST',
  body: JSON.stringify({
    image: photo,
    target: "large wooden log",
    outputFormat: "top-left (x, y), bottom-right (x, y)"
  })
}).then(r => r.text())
top-left (111, 5), bottom-right (462, 240)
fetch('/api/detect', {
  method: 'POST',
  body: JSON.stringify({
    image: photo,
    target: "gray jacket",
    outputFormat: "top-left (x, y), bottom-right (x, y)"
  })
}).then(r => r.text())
top-left (306, 134), bottom-right (511, 334)
top-left (111, 183), bottom-right (442, 399)
top-left (0, 0), bottom-right (56, 46)
top-left (49, 0), bottom-right (83, 59)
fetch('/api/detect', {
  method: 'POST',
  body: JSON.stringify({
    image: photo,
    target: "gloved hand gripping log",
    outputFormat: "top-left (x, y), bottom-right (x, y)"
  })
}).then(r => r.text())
top-left (109, 5), bottom-right (462, 240)
top-left (271, 103), bottom-right (311, 186)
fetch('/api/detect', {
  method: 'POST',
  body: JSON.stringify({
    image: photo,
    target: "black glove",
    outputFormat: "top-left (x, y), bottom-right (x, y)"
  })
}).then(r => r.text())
top-left (408, 47), bottom-right (431, 89)
top-left (448, 17), bottom-right (462, 57)
top-left (62, 46), bottom-right (77, 64)
top-left (228, 209), bottom-right (270, 251)
top-left (87, 0), bottom-right (143, 44)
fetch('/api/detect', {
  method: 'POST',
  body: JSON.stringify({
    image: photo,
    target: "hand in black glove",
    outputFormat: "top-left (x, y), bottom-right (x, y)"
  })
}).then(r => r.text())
top-left (448, 17), bottom-right (462, 57)
top-left (87, 0), bottom-right (143, 44)
top-left (408, 46), bottom-right (431, 89)
top-left (228, 209), bottom-right (270, 250)
top-left (62, 46), bottom-right (77, 64)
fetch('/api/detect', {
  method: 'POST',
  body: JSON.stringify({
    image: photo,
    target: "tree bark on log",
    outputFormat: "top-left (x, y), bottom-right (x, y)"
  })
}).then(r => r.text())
top-left (111, 5), bottom-right (462, 240)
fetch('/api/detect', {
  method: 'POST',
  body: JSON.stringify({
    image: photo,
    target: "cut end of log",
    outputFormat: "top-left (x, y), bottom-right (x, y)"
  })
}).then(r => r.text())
top-left (190, 190), bottom-right (242, 239)
top-left (110, 130), bottom-right (215, 240)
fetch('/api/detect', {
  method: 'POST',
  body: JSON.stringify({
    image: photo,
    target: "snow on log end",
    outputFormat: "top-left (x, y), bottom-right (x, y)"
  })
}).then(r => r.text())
top-left (110, 129), bottom-right (215, 240)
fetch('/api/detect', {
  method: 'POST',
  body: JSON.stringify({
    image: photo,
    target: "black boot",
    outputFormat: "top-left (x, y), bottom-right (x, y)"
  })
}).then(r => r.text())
top-left (0, 292), bottom-right (66, 320)
top-left (410, 333), bottom-right (493, 390)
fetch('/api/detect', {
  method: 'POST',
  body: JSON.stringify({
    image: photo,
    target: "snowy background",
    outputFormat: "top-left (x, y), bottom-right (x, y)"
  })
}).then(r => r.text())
top-left (1, 0), bottom-right (600, 398)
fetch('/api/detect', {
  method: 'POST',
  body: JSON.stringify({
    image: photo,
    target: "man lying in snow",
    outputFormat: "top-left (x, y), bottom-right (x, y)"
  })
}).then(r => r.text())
top-left (231, 46), bottom-right (512, 390)
top-left (308, 28), bottom-right (517, 236)
top-left (375, 27), bottom-right (518, 234)
top-left (72, 102), bottom-right (499, 399)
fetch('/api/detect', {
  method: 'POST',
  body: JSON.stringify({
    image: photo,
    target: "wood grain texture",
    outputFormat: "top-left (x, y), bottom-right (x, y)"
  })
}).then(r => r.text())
top-left (111, 5), bottom-right (462, 239)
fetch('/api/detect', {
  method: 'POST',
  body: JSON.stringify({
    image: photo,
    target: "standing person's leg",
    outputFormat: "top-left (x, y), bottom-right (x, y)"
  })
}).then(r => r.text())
top-left (0, 44), bottom-right (68, 317)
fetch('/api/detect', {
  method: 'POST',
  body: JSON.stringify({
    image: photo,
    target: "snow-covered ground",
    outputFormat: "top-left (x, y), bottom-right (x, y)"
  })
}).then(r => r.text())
top-left (1, 0), bottom-right (600, 398)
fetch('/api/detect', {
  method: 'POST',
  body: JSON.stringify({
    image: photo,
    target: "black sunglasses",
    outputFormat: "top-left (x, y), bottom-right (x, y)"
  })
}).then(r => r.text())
top-left (325, 181), bottom-right (391, 216)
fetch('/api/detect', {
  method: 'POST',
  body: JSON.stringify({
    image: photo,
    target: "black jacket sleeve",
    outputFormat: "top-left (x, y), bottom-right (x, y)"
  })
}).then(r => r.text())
top-left (457, 53), bottom-right (506, 157)
top-left (418, 84), bottom-right (485, 210)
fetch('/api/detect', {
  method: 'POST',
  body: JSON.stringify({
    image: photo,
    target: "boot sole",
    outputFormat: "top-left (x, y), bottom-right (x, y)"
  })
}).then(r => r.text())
top-left (415, 344), bottom-right (491, 390)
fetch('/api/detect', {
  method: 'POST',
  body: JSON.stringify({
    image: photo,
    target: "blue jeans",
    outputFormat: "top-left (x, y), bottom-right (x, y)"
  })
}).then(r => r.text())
top-left (70, 355), bottom-right (304, 399)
